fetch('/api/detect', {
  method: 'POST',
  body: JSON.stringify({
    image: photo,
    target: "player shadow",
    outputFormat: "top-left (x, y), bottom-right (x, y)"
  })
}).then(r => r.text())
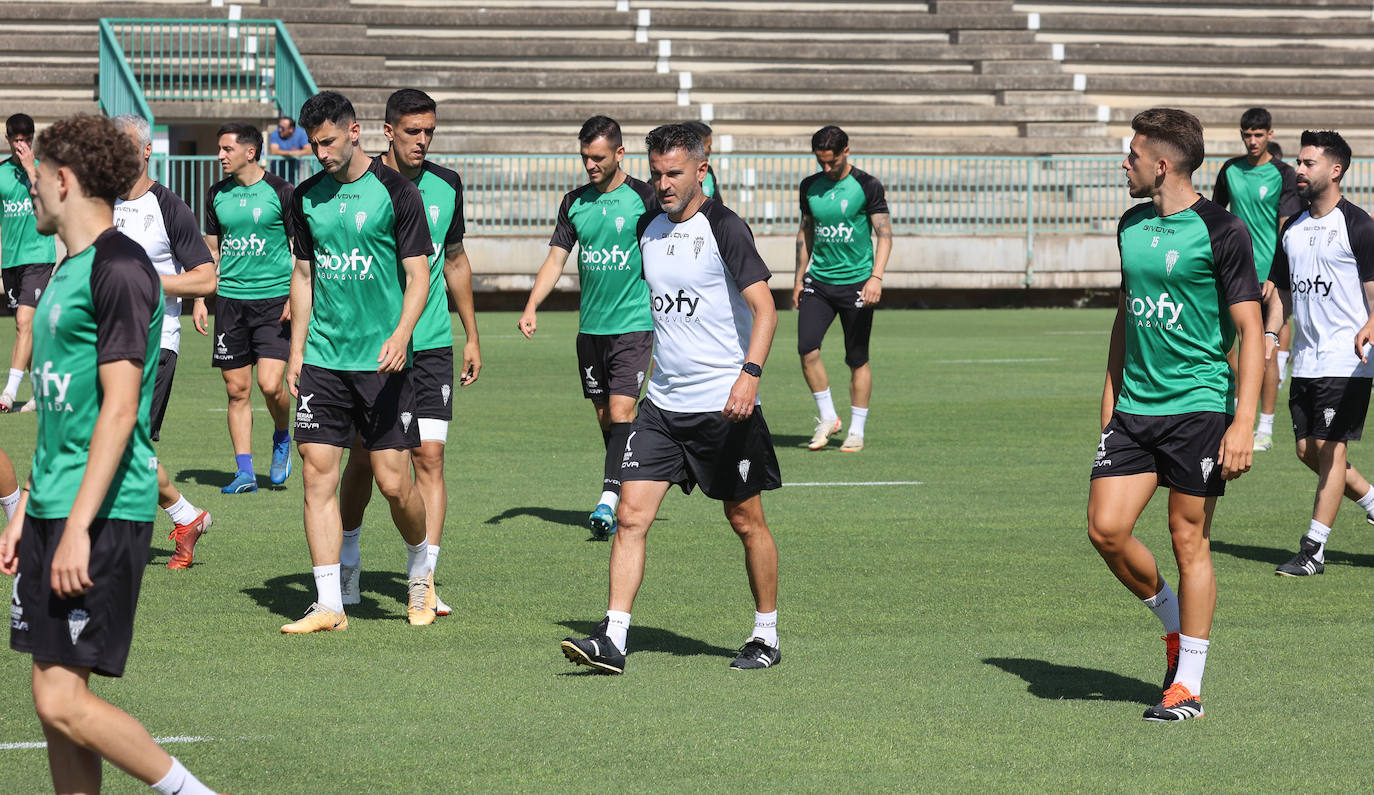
top-left (146, 543), bottom-right (174, 566)
top-left (554, 620), bottom-right (735, 659)
top-left (485, 506), bottom-right (592, 530)
top-left (1211, 539), bottom-right (1374, 570)
top-left (772, 433), bottom-right (828, 449)
top-left (982, 657), bottom-right (1159, 705)
top-left (176, 468), bottom-right (287, 491)
top-left (241, 571), bottom-right (410, 621)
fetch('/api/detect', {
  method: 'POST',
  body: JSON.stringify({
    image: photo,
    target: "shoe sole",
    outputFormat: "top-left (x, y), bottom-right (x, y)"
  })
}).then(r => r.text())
top-left (1275, 569), bottom-right (1322, 577)
top-left (222, 484), bottom-right (258, 494)
top-left (560, 641), bottom-right (623, 674)
top-left (281, 618), bottom-right (348, 634)
top-left (407, 612), bottom-right (436, 626)
top-left (1143, 714), bottom-right (1203, 722)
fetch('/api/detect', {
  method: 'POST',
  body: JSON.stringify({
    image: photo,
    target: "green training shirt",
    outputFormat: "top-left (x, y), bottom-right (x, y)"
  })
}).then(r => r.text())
top-left (549, 175), bottom-right (656, 335)
top-left (409, 160), bottom-right (465, 352)
top-left (1115, 197), bottom-right (1260, 416)
top-left (0, 156), bottom-right (55, 269)
top-left (1212, 156), bottom-right (1301, 281)
top-left (800, 166), bottom-right (888, 285)
top-left (290, 157), bottom-right (432, 371)
top-left (28, 228), bottom-right (162, 521)
top-left (205, 171), bottom-right (295, 299)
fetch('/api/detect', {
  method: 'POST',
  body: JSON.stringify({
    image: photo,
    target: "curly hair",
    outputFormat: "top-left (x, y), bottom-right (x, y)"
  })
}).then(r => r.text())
top-left (35, 114), bottom-right (142, 202)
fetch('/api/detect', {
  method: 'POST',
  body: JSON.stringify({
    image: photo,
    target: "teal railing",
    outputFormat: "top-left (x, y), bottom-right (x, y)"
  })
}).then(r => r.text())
top-left (156, 153), bottom-right (1359, 238)
top-left (98, 18), bottom-right (319, 124)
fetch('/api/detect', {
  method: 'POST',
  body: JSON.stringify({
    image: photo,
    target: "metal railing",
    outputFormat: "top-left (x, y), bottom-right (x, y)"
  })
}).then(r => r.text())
top-left (155, 153), bottom-right (1367, 239)
top-left (98, 18), bottom-right (319, 124)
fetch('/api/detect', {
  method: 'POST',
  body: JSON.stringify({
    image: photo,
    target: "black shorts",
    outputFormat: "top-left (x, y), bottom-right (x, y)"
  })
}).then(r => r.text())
top-left (576, 331), bottom-right (653, 401)
top-left (212, 295), bottom-right (290, 369)
top-left (3, 263), bottom-right (54, 310)
top-left (10, 516), bottom-right (153, 678)
top-left (294, 364), bottom-right (418, 450)
top-left (797, 275), bottom-right (874, 368)
top-left (150, 348), bottom-right (177, 442)
top-left (1290, 376), bottom-right (1372, 442)
top-left (412, 346), bottom-right (454, 422)
top-left (1090, 410), bottom-right (1230, 497)
top-left (621, 399), bottom-right (782, 501)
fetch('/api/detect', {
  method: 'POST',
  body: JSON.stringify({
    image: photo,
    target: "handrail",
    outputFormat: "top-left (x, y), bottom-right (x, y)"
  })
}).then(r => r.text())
top-left (97, 19), bottom-right (155, 124)
top-left (270, 20), bottom-right (318, 120)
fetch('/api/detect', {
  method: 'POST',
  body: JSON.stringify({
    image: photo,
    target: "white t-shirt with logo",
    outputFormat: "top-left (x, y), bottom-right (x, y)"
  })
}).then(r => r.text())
top-left (1271, 197), bottom-right (1374, 378)
top-left (637, 198), bottom-right (771, 413)
top-left (114, 182), bottom-right (214, 353)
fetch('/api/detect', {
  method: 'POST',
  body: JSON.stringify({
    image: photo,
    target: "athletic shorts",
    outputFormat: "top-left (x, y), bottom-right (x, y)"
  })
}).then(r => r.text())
top-left (576, 331), bottom-right (652, 401)
top-left (1090, 410), bottom-right (1230, 497)
top-left (294, 364), bottom-right (418, 451)
top-left (212, 295), bottom-right (290, 369)
top-left (3, 263), bottom-right (54, 310)
top-left (1290, 376), bottom-right (1372, 442)
top-left (412, 346), bottom-right (454, 422)
top-left (10, 516), bottom-right (153, 678)
top-left (797, 275), bottom-right (874, 368)
top-left (621, 399), bottom-right (782, 501)
top-left (150, 348), bottom-right (177, 442)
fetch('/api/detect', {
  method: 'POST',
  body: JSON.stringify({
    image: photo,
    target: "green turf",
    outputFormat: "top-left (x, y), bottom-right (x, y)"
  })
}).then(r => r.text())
top-left (1, 308), bottom-right (1371, 792)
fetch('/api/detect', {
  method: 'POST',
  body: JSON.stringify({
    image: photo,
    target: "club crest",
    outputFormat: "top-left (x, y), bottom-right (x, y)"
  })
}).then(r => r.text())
top-left (143, 214), bottom-right (155, 232)
top-left (1200, 457), bottom-right (1215, 483)
top-left (1165, 249), bottom-right (1180, 275)
top-left (401, 411), bottom-right (413, 432)
top-left (738, 459), bottom-right (751, 482)
top-left (429, 205), bottom-right (440, 226)
top-left (67, 608), bottom-right (88, 645)
top-left (1258, 185), bottom-right (1269, 200)
top-left (48, 303), bottom-right (61, 336)
top-left (840, 198), bottom-right (849, 213)
top-left (693, 236), bottom-right (705, 258)
top-left (615, 216), bottom-right (625, 234)
top-left (441, 384), bottom-right (451, 406)
top-left (355, 211), bottom-right (367, 232)
top-left (1328, 229), bottom-right (1339, 245)
top-left (252, 207), bottom-right (262, 224)
top-left (1324, 407), bottom-right (1336, 427)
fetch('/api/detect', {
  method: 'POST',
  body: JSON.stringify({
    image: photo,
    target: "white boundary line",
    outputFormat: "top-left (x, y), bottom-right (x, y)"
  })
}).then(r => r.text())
top-left (934, 358), bottom-right (1059, 364)
top-left (0, 735), bottom-right (211, 751)
top-left (1045, 330), bottom-right (1104, 335)
top-left (782, 481), bottom-right (923, 487)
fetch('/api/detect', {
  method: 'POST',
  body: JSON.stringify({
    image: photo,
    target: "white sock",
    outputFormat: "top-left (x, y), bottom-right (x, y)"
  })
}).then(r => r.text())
top-left (1142, 580), bottom-right (1181, 635)
top-left (1306, 520), bottom-right (1331, 562)
top-left (163, 496), bottom-right (198, 526)
top-left (1277, 349), bottom-right (1290, 374)
top-left (1, 488), bottom-right (19, 522)
top-left (1175, 634), bottom-right (1209, 696)
top-left (1355, 485), bottom-right (1374, 515)
top-left (426, 543), bottom-right (440, 576)
top-left (599, 490), bottom-right (618, 510)
top-left (313, 564), bottom-right (343, 613)
top-left (752, 610), bottom-right (778, 648)
top-left (405, 540), bottom-right (429, 580)
top-left (604, 609), bottom-right (630, 653)
top-left (340, 527), bottom-right (361, 568)
top-left (4, 368), bottom-right (22, 396)
top-left (850, 406), bottom-right (869, 438)
top-left (151, 757), bottom-right (215, 795)
top-left (1257, 413), bottom-right (1274, 436)
top-left (813, 388), bottom-right (838, 423)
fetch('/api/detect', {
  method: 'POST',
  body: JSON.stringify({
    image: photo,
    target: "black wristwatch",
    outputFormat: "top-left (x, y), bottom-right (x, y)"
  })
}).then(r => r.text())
top-left (741, 362), bottom-right (762, 378)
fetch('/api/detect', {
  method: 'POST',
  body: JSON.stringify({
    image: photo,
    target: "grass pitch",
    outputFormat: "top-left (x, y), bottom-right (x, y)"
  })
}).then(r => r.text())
top-left (1, 308), bottom-right (1371, 792)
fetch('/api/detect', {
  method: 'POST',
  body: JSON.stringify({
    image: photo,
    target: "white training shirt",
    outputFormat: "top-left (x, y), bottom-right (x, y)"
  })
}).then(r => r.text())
top-left (637, 198), bottom-right (771, 413)
top-left (1271, 197), bottom-right (1374, 379)
top-left (114, 182), bottom-right (214, 353)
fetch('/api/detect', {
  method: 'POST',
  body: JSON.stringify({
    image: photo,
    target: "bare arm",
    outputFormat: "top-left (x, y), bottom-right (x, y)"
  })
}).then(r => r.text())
top-left (863, 211), bottom-right (893, 306)
top-left (1100, 293), bottom-right (1127, 430)
top-left (160, 261), bottom-right (217, 298)
top-left (1220, 299), bottom-right (1263, 479)
top-left (1355, 281), bottom-right (1374, 362)
top-left (286, 256), bottom-right (312, 397)
top-left (442, 240), bottom-right (482, 385)
top-left (377, 254), bottom-right (431, 372)
top-left (793, 213), bottom-right (814, 309)
top-left (517, 246), bottom-right (572, 338)
top-left (1262, 281), bottom-right (1290, 359)
top-left (723, 279), bottom-right (779, 422)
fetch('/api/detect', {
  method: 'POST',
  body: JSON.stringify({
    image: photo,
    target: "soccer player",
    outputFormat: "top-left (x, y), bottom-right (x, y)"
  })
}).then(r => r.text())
top-left (0, 113), bottom-right (220, 795)
top-left (794, 125), bottom-right (892, 452)
top-left (0, 113), bottom-right (57, 412)
top-left (337, 89), bottom-right (481, 616)
top-left (518, 115), bottom-right (656, 539)
top-left (204, 121), bottom-right (296, 494)
top-left (269, 115), bottom-right (310, 183)
top-left (1212, 107), bottom-right (1302, 451)
top-left (1265, 130), bottom-right (1374, 576)
top-left (281, 90), bottom-right (434, 632)
top-left (683, 120), bottom-right (721, 202)
top-left (561, 123), bottom-right (783, 674)
top-left (1088, 108), bottom-right (1263, 722)
top-left (112, 114), bottom-right (216, 570)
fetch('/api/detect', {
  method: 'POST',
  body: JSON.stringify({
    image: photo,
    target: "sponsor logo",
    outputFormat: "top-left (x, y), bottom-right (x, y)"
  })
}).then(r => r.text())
top-left (580, 245), bottom-right (632, 271)
top-left (621, 430), bottom-right (639, 469)
top-left (296, 393), bottom-right (318, 430)
top-left (1258, 185), bottom-right (1269, 200)
top-left (584, 365), bottom-right (599, 390)
top-left (1292, 274), bottom-right (1332, 298)
top-left (313, 248), bottom-right (374, 281)
top-left (738, 459), bottom-right (751, 482)
top-left (1200, 457), bottom-right (1215, 483)
top-left (67, 608), bottom-right (89, 645)
top-left (215, 333), bottom-right (229, 356)
top-left (2, 196), bottom-right (33, 216)
top-left (1096, 430), bottom-right (1113, 461)
top-left (1165, 249), bottom-right (1179, 276)
top-left (1127, 291), bottom-right (1183, 329)
top-left (1324, 407), bottom-right (1336, 427)
top-left (253, 206), bottom-right (262, 224)
top-left (815, 222), bottom-right (855, 242)
top-left (652, 289), bottom-right (701, 320)
top-left (441, 384), bottom-right (451, 406)
top-left (1141, 225), bottom-right (1176, 236)
top-left (221, 233), bottom-right (269, 256)
top-left (9, 573), bottom-right (25, 632)
top-left (428, 205), bottom-right (440, 226)
top-left (29, 360), bottom-right (75, 412)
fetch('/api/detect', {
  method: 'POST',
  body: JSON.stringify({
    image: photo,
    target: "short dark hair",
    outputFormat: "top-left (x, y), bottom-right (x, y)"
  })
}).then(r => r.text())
top-left (645, 123), bottom-right (704, 160)
top-left (6, 113), bottom-right (34, 139)
top-left (1268, 141), bottom-right (1283, 160)
top-left (1240, 107), bottom-right (1272, 132)
top-left (811, 125), bottom-right (848, 154)
top-left (579, 115), bottom-right (622, 148)
top-left (1131, 108), bottom-right (1205, 174)
top-left (385, 89), bottom-right (436, 126)
top-left (279, 116), bottom-right (294, 127)
top-left (35, 114), bottom-right (141, 203)
top-left (299, 91), bottom-right (356, 132)
top-left (217, 121), bottom-right (263, 161)
top-left (682, 120), bottom-right (712, 139)
top-left (1300, 130), bottom-right (1352, 182)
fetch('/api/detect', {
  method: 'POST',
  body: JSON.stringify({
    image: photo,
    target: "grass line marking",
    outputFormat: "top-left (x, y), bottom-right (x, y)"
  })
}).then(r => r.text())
top-left (783, 481), bottom-right (923, 487)
top-left (0, 735), bottom-right (211, 751)
top-left (934, 358), bottom-right (1059, 364)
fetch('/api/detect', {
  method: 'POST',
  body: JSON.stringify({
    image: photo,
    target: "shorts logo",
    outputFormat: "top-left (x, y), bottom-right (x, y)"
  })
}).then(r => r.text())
top-left (1165, 249), bottom-right (1179, 276)
top-left (1200, 457), bottom-right (1215, 483)
top-left (636, 371), bottom-right (644, 388)
top-left (215, 333), bottom-right (228, 355)
top-left (584, 366), bottom-right (599, 389)
top-left (622, 431), bottom-right (638, 468)
top-left (33, 287), bottom-right (40, 300)
top-left (1096, 430), bottom-right (1113, 463)
top-left (441, 384), bottom-right (451, 406)
top-left (355, 211), bottom-right (367, 232)
top-left (401, 411), bottom-right (413, 432)
top-left (738, 459), bottom-right (751, 482)
top-left (9, 573), bottom-right (25, 632)
top-left (48, 303), bottom-right (61, 336)
top-left (253, 207), bottom-right (262, 224)
top-left (693, 236), bottom-right (704, 258)
top-left (1324, 407), bottom-right (1336, 427)
top-left (854, 292), bottom-right (864, 309)
top-left (1258, 185), bottom-right (1269, 201)
top-left (428, 205), bottom-right (440, 227)
top-left (615, 216), bottom-right (625, 234)
top-left (67, 608), bottom-right (89, 645)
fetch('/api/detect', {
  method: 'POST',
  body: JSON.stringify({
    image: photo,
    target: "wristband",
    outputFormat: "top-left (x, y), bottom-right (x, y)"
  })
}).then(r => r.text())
top-left (741, 362), bottom-right (762, 378)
